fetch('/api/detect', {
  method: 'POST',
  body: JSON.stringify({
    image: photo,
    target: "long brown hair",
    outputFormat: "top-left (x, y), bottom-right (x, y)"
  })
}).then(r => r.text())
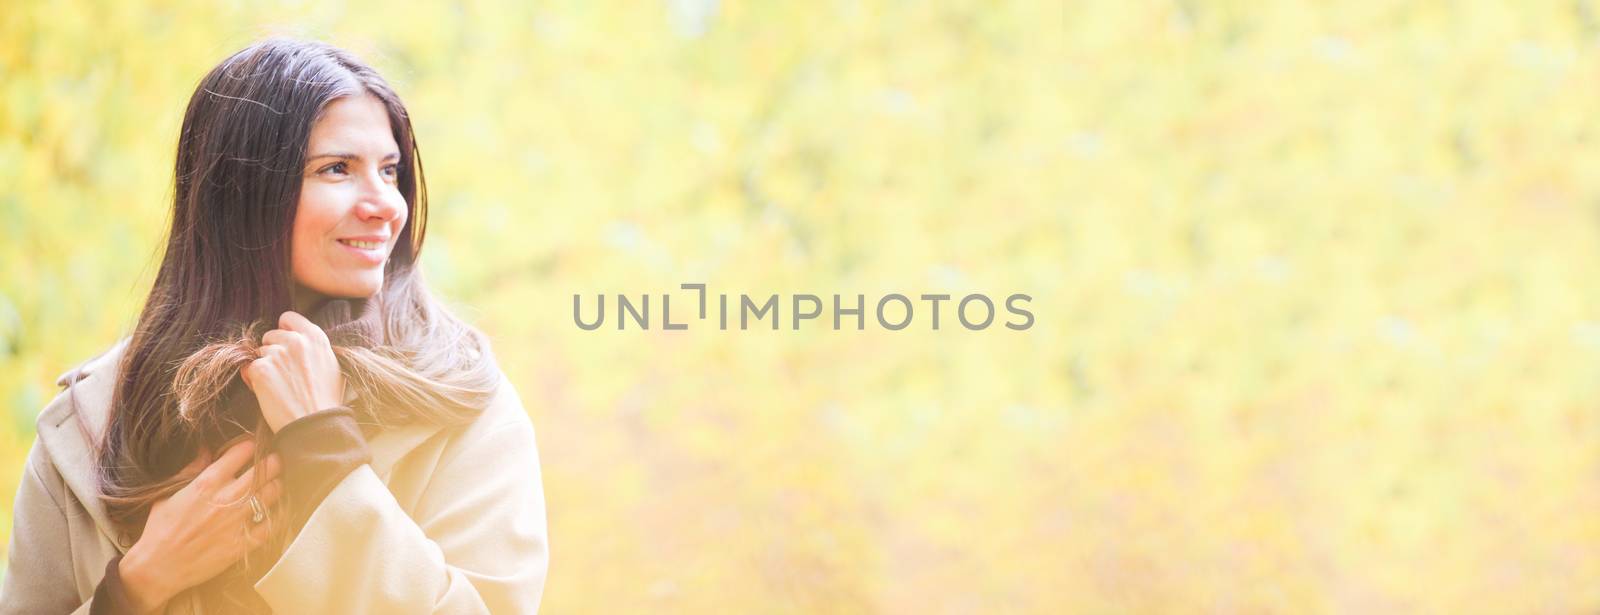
top-left (87, 38), bottom-right (499, 610)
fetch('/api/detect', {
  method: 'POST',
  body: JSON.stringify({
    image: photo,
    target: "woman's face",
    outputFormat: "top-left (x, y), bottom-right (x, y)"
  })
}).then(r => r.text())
top-left (290, 93), bottom-right (408, 306)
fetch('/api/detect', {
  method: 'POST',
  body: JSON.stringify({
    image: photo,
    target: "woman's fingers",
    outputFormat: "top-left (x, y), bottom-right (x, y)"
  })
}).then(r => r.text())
top-left (245, 511), bottom-right (274, 548)
top-left (180, 446), bottom-right (214, 477)
top-left (242, 351), bottom-right (282, 389)
top-left (196, 439), bottom-right (255, 490)
top-left (254, 477), bottom-right (283, 509)
top-left (242, 349), bottom-right (284, 391)
top-left (278, 310), bottom-right (328, 344)
top-left (241, 478), bottom-right (283, 548)
top-left (233, 478), bottom-right (282, 524)
top-left (218, 453), bottom-right (281, 501)
top-left (261, 328), bottom-right (300, 349)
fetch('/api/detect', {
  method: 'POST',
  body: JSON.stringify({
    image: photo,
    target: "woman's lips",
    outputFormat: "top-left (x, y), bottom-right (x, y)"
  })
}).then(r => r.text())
top-left (336, 238), bottom-right (387, 265)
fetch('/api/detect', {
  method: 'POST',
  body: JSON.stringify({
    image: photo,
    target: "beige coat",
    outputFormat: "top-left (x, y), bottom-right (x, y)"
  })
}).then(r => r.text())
top-left (0, 338), bottom-right (550, 614)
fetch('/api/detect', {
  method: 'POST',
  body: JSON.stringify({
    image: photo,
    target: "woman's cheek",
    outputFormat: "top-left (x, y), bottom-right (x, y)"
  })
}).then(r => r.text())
top-left (298, 185), bottom-right (348, 232)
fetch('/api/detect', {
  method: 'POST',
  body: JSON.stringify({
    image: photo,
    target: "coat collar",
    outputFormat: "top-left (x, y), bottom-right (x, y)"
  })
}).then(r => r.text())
top-left (38, 337), bottom-right (446, 553)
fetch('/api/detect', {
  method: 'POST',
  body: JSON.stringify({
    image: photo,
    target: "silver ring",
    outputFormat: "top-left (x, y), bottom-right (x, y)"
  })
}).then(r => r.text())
top-left (248, 494), bottom-right (266, 525)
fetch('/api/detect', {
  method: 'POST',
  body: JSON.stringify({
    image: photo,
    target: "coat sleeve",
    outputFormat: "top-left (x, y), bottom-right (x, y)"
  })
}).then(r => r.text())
top-left (0, 439), bottom-right (99, 615)
top-left (251, 382), bottom-right (550, 614)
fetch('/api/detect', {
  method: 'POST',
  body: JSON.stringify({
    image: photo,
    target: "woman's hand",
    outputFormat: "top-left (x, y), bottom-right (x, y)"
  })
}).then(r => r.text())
top-left (118, 440), bottom-right (282, 613)
top-left (242, 310), bottom-right (345, 433)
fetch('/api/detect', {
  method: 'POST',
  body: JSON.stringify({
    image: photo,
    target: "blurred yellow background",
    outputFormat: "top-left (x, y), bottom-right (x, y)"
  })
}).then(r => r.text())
top-left (5, 0), bottom-right (1600, 612)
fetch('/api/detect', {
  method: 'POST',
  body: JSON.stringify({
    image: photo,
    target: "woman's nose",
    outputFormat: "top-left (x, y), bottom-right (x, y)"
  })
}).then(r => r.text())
top-left (354, 177), bottom-right (404, 221)
top-left (355, 194), bottom-right (404, 222)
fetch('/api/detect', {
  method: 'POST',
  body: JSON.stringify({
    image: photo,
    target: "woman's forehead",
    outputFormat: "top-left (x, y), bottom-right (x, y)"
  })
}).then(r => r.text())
top-left (308, 94), bottom-right (397, 153)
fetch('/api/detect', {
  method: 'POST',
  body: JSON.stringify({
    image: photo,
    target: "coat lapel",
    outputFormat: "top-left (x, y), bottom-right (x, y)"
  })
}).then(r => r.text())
top-left (37, 337), bottom-right (129, 551)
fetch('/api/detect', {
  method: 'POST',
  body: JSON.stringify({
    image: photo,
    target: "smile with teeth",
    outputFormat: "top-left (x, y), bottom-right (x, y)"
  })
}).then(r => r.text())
top-left (339, 239), bottom-right (383, 250)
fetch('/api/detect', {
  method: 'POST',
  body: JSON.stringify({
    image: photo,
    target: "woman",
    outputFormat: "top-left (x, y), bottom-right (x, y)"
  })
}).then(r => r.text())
top-left (0, 39), bottom-right (548, 614)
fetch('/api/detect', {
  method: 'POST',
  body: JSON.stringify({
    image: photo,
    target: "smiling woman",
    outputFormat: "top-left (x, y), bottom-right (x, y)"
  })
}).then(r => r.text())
top-left (292, 94), bottom-right (408, 308)
top-left (0, 39), bottom-right (548, 614)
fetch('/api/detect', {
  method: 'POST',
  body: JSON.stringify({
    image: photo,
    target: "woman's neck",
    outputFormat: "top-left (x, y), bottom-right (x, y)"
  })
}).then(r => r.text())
top-left (289, 284), bottom-right (332, 316)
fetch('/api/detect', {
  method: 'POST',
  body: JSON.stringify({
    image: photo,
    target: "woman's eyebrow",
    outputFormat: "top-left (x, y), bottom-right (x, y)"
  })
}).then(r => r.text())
top-left (306, 152), bottom-right (402, 162)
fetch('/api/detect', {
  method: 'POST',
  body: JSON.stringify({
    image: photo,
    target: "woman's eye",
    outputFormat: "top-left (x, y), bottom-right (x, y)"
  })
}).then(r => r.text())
top-left (321, 161), bottom-right (348, 175)
top-left (382, 164), bottom-right (399, 179)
